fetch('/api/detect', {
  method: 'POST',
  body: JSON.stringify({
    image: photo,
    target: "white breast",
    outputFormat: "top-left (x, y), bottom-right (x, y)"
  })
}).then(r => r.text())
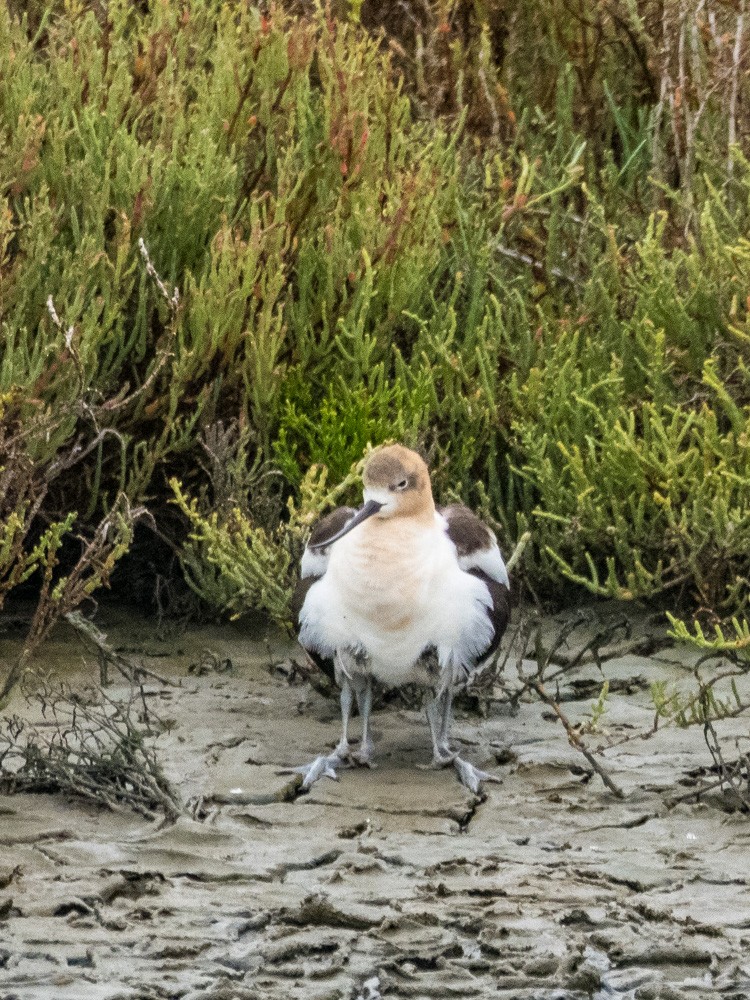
top-left (298, 515), bottom-right (494, 685)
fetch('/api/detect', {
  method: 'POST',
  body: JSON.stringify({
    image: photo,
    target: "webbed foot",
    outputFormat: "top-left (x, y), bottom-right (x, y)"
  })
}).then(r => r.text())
top-left (291, 753), bottom-right (344, 789)
top-left (347, 738), bottom-right (377, 768)
top-left (453, 756), bottom-right (501, 794)
top-left (287, 738), bottom-right (377, 790)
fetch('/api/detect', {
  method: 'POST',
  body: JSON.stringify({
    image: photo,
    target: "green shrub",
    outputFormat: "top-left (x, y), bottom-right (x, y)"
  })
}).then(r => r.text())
top-left (1, 0), bottom-right (749, 634)
top-left (508, 188), bottom-right (750, 614)
top-left (171, 459), bottom-right (364, 628)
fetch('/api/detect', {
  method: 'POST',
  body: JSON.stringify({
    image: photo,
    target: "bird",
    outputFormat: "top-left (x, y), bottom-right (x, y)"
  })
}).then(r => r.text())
top-left (290, 444), bottom-right (510, 793)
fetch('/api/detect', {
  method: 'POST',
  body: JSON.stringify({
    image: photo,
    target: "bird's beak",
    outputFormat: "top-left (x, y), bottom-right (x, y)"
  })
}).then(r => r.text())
top-left (308, 499), bottom-right (384, 550)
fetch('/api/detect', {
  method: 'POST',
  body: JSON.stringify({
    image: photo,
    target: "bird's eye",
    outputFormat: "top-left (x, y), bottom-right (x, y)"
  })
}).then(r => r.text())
top-left (392, 478), bottom-right (409, 492)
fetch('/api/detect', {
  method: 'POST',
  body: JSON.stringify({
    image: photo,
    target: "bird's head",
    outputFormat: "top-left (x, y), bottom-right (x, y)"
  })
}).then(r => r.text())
top-left (361, 444), bottom-right (434, 521)
top-left (308, 445), bottom-right (435, 550)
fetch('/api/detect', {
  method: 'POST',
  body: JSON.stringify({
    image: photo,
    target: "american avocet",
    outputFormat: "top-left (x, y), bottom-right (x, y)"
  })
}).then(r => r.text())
top-left (291, 444), bottom-right (510, 793)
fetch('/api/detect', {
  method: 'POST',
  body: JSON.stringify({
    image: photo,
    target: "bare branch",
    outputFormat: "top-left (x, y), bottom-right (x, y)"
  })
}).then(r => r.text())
top-left (0, 675), bottom-right (182, 821)
top-left (138, 238), bottom-right (180, 311)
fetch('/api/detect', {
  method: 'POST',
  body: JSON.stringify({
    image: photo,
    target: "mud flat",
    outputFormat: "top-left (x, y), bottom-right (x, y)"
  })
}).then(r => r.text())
top-left (1, 605), bottom-right (749, 1000)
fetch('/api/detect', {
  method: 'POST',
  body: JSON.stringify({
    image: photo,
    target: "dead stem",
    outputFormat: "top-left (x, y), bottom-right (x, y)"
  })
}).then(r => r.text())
top-left (0, 674), bottom-right (182, 822)
top-left (531, 678), bottom-right (625, 799)
top-left (65, 611), bottom-right (181, 689)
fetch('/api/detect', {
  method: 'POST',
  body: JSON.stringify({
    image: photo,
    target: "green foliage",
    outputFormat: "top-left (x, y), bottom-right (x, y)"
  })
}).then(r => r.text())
top-left (171, 460), bottom-right (363, 628)
top-left (666, 615), bottom-right (750, 663)
top-left (0, 507), bottom-right (76, 609)
top-left (651, 676), bottom-right (747, 729)
top-left (581, 680), bottom-right (610, 735)
top-left (509, 194), bottom-right (750, 614)
top-left (1, 0), bottom-right (750, 627)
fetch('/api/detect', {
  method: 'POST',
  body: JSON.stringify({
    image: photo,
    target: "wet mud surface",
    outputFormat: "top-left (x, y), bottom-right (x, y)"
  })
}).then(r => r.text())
top-left (1, 606), bottom-right (749, 999)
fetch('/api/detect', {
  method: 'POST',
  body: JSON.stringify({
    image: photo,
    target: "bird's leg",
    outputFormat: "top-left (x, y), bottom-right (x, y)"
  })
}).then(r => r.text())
top-left (349, 674), bottom-right (376, 767)
top-left (290, 661), bottom-right (376, 788)
top-left (426, 686), bottom-right (457, 766)
top-left (425, 684), bottom-right (500, 794)
top-left (334, 672), bottom-right (355, 758)
top-left (291, 672), bottom-right (354, 789)
top-left (437, 683), bottom-right (455, 758)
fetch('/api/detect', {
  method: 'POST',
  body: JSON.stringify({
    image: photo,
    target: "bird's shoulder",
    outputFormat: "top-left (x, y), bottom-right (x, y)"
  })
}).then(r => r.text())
top-left (299, 506), bottom-right (357, 581)
top-left (292, 508), bottom-right (357, 683)
top-left (438, 504), bottom-right (509, 588)
top-left (293, 504), bottom-right (356, 633)
top-left (439, 504), bottom-right (511, 661)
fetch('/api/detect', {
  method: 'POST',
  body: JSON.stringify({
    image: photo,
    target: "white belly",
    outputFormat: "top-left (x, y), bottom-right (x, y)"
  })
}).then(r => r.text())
top-left (299, 516), bottom-right (494, 685)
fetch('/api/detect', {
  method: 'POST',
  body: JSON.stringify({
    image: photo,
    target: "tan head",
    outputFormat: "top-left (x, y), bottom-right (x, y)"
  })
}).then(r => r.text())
top-left (362, 444), bottom-right (434, 521)
top-left (308, 444), bottom-right (434, 550)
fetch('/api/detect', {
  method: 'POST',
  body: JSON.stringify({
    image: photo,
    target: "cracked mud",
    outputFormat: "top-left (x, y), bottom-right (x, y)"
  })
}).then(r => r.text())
top-left (1, 606), bottom-right (749, 999)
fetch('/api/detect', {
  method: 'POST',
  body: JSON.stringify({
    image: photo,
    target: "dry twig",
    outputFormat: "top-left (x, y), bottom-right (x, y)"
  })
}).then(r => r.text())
top-left (0, 675), bottom-right (182, 821)
top-left (0, 498), bottom-right (149, 706)
top-left (65, 611), bottom-right (180, 688)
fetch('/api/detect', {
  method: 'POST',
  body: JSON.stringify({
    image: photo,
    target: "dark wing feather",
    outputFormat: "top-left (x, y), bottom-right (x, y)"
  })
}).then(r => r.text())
top-left (439, 504), bottom-right (495, 558)
top-left (307, 506), bottom-right (357, 552)
top-left (440, 504), bottom-right (509, 586)
top-left (467, 568), bottom-right (510, 660)
top-left (290, 575), bottom-right (316, 630)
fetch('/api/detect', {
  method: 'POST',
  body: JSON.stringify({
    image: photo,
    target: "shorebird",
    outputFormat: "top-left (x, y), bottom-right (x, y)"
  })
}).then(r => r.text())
top-left (291, 444), bottom-right (510, 793)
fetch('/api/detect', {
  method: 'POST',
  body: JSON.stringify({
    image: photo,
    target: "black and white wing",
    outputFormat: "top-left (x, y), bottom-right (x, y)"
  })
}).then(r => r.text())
top-left (291, 507), bottom-right (356, 681)
top-left (299, 507), bottom-right (357, 583)
top-left (440, 504), bottom-right (511, 661)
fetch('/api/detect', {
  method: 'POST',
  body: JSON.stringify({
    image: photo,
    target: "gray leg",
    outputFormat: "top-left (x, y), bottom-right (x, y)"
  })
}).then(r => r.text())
top-left (290, 673), bottom-right (354, 789)
top-left (349, 674), bottom-right (375, 766)
top-left (425, 684), bottom-right (501, 794)
top-left (334, 674), bottom-right (355, 758)
top-left (290, 667), bottom-right (376, 789)
top-left (426, 686), bottom-right (456, 766)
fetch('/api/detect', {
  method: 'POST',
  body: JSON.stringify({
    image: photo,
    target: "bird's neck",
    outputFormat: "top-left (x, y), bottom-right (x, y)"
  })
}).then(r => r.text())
top-left (391, 498), bottom-right (437, 527)
top-left (330, 514), bottom-right (440, 626)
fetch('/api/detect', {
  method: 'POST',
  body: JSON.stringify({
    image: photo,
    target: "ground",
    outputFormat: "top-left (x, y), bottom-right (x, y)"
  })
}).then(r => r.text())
top-left (0, 605), bottom-right (749, 1000)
